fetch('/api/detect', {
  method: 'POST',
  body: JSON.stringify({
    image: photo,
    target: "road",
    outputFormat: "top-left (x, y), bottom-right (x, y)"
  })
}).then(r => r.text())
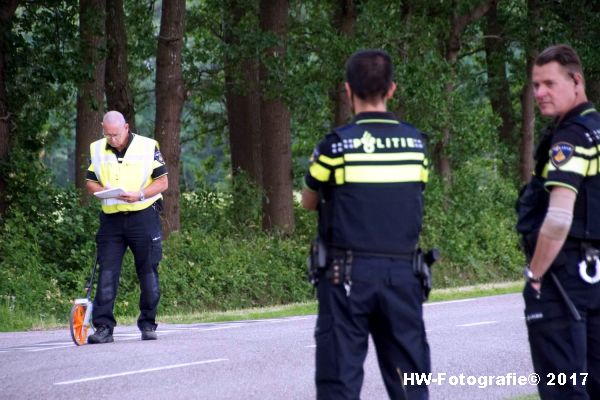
top-left (0, 293), bottom-right (539, 399)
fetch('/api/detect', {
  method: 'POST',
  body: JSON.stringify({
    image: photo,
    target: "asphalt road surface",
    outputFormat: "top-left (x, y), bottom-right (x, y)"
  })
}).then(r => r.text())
top-left (0, 293), bottom-right (540, 399)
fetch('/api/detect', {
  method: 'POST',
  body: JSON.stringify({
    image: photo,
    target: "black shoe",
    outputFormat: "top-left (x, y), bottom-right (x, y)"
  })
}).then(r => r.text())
top-left (88, 325), bottom-right (114, 344)
top-left (141, 327), bottom-right (157, 341)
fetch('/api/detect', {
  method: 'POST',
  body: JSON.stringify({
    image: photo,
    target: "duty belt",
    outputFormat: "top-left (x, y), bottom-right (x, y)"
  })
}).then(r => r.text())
top-left (326, 247), bottom-right (415, 298)
top-left (327, 246), bottom-right (414, 261)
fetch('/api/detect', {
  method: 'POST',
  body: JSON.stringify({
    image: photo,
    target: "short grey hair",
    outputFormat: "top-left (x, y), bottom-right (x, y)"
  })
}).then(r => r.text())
top-left (103, 110), bottom-right (126, 126)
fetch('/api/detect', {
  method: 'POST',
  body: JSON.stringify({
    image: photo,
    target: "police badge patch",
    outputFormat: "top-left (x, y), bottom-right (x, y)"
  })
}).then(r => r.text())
top-left (551, 142), bottom-right (574, 167)
top-left (155, 148), bottom-right (165, 164)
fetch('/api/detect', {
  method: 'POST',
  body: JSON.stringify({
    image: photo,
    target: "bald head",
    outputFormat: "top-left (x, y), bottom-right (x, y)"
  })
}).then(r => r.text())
top-left (102, 111), bottom-right (130, 151)
top-left (103, 110), bottom-right (126, 127)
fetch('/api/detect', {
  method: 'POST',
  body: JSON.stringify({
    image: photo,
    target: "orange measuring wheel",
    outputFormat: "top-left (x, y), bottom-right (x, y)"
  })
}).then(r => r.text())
top-left (69, 302), bottom-right (92, 346)
top-left (69, 257), bottom-right (98, 346)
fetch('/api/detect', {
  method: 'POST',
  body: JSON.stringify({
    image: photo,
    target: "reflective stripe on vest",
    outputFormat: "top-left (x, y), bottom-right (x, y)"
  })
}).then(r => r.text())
top-left (90, 134), bottom-right (161, 214)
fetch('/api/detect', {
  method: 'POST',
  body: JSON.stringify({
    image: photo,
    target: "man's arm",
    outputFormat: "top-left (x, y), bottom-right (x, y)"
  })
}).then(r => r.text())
top-left (302, 188), bottom-right (319, 210)
top-left (529, 186), bottom-right (577, 288)
top-left (86, 180), bottom-right (105, 195)
top-left (119, 175), bottom-right (169, 202)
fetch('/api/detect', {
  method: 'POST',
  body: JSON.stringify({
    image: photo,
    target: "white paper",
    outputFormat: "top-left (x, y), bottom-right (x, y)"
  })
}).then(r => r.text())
top-left (94, 187), bottom-right (126, 199)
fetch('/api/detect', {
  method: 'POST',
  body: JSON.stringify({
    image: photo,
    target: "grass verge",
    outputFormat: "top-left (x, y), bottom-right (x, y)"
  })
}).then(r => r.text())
top-left (0, 281), bottom-right (523, 332)
top-left (511, 394), bottom-right (539, 400)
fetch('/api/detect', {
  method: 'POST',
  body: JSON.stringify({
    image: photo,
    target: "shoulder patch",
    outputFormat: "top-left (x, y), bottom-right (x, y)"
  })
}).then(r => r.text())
top-left (154, 148), bottom-right (165, 165)
top-left (551, 142), bottom-right (574, 167)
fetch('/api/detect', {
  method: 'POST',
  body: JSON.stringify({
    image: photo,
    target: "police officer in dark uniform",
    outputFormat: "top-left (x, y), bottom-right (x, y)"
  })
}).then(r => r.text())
top-left (302, 49), bottom-right (430, 400)
top-left (516, 44), bottom-right (600, 399)
top-left (85, 110), bottom-right (168, 344)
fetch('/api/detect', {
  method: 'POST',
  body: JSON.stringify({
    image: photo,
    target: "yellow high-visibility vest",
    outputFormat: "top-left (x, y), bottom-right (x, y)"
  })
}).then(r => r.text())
top-left (90, 134), bottom-right (162, 214)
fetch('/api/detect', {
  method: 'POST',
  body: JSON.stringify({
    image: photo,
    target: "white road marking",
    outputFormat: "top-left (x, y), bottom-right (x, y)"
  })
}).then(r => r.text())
top-left (305, 345), bottom-right (316, 348)
top-left (10, 347), bottom-right (43, 351)
top-left (187, 325), bottom-right (245, 332)
top-left (31, 341), bottom-right (75, 346)
top-left (54, 358), bottom-right (229, 385)
top-left (457, 321), bottom-right (497, 327)
top-left (27, 345), bottom-right (75, 352)
top-left (425, 298), bottom-right (477, 307)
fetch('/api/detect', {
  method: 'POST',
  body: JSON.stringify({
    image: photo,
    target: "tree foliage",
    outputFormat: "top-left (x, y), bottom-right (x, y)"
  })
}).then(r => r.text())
top-left (3, 0), bottom-right (600, 318)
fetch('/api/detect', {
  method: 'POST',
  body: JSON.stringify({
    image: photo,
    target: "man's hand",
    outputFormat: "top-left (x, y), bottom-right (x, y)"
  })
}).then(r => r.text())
top-left (119, 192), bottom-right (142, 203)
top-left (302, 188), bottom-right (319, 210)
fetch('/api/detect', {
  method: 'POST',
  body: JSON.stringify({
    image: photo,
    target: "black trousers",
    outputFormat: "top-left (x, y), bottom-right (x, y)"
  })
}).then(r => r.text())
top-left (315, 256), bottom-right (430, 400)
top-left (524, 247), bottom-right (600, 400)
top-left (92, 205), bottom-right (163, 331)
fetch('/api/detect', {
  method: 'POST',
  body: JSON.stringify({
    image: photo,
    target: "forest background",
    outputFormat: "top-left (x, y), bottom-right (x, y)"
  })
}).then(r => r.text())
top-left (1, 0), bottom-right (599, 327)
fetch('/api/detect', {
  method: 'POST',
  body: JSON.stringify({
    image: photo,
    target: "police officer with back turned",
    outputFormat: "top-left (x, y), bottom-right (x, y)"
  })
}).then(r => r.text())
top-left (516, 44), bottom-right (600, 399)
top-left (302, 49), bottom-right (431, 400)
top-left (85, 110), bottom-right (168, 344)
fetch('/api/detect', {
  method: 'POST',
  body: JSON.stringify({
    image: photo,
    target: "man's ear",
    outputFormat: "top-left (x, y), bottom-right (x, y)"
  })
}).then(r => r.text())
top-left (344, 82), bottom-right (352, 101)
top-left (573, 72), bottom-right (584, 87)
top-left (385, 82), bottom-right (397, 100)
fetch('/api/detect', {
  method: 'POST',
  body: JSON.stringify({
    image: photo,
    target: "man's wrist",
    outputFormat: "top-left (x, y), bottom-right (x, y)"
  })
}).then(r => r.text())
top-left (139, 190), bottom-right (145, 201)
top-left (524, 265), bottom-right (543, 283)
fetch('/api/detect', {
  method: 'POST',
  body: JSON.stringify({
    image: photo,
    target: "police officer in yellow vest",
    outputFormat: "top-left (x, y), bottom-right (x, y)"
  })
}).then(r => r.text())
top-left (302, 50), bottom-right (430, 399)
top-left (85, 110), bottom-right (168, 344)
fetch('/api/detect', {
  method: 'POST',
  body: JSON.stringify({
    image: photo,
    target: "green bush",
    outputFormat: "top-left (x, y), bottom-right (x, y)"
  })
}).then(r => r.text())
top-left (0, 158), bottom-right (524, 329)
top-left (421, 157), bottom-right (524, 287)
top-left (0, 152), bottom-right (98, 320)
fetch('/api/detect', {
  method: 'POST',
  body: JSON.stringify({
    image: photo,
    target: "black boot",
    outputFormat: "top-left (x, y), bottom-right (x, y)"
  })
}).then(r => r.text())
top-left (88, 325), bottom-right (114, 344)
top-left (141, 327), bottom-right (157, 341)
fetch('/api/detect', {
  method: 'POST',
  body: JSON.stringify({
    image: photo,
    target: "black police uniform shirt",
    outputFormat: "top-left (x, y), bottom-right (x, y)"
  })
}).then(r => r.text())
top-left (526, 102), bottom-right (600, 240)
top-left (304, 111), bottom-right (429, 254)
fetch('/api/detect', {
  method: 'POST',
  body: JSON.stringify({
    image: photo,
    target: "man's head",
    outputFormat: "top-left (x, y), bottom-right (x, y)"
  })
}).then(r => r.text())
top-left (532, 44), bottom-right (587, 119)
top-left (102, 111), bottom-right (129, 151)
top-left (345, 49), bottom-right (396, 107)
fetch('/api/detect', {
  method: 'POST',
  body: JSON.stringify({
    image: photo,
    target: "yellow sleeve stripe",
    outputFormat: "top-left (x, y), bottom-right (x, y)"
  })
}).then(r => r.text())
top-left (544, 181), bottom-right (578, 193)
top-left (572, 145), bottom-right (600, 157)
top-left (309, 162), bottom-right (331, 182)
top-left (588, 158), bottom-right (599, 174)
top-left (318, 154), bottom-right (344, 166)
top-left (421, 168), bottom-right (429, 183)
top-left (548, 156), bottom-right (589, 175)
top-left (344, 152), bottom-right (425, 162)
top-left (345, 165), bottom-right (426, 183)
top-left (335, 168), bottom-right (345, 184)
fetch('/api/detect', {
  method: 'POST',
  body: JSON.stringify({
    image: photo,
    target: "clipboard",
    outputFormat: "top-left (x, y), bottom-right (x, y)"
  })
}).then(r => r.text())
top-left (94, 187), bottom-right (126, 199)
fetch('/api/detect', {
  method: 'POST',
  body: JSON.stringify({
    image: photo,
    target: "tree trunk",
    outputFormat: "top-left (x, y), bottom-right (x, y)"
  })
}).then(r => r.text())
top-left (75, 0), bottom-right (106, 196)
top-left (224, 0), bottom-right (262, 185)
top-left (484, 1), bottom-right (516, 147)
top-left (105, 0), bottom-right (136, 133)
top-left (519, 0), bottom-right (540, 184)
top-left (0, 0), bottom-right (20, 216)
top-left (154, 0), bottom-right (185, 237)
top-left (332, 0), bottom-right (356, 126)
top-left (259, 0), bottom-right (294, 234)
top-left (394, 2), bottom-right (411, 119)
top-left (435, 0), bottom-right (493, 184)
